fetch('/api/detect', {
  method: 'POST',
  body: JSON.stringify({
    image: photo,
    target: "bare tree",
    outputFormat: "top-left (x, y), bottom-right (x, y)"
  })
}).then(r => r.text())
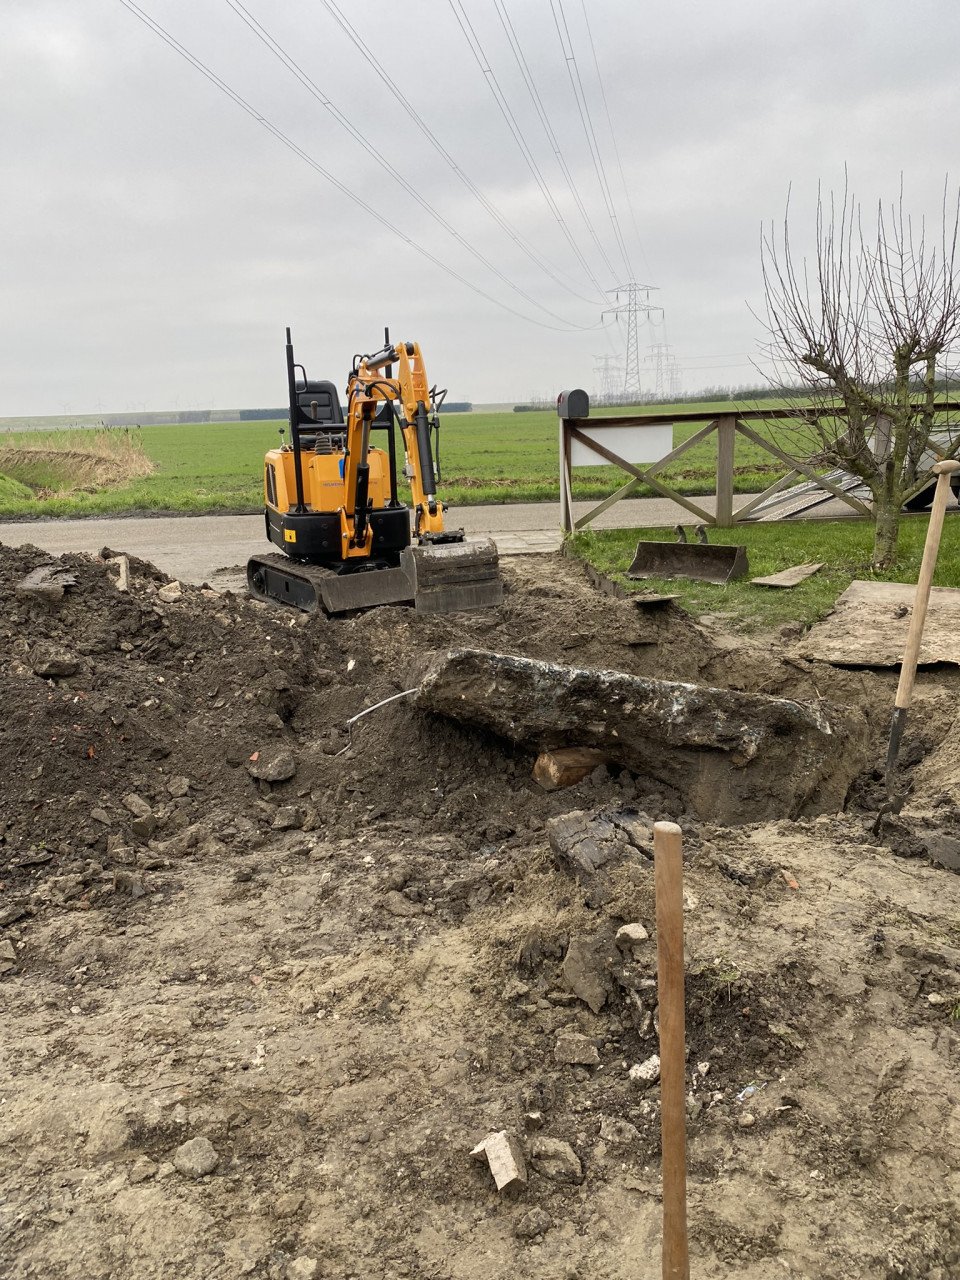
top-left (759, 180), bottom-right (960, 568)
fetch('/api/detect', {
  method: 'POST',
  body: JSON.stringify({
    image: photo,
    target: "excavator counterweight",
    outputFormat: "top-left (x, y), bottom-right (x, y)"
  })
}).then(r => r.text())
top-left (246, 329), bottom-right (503, 616)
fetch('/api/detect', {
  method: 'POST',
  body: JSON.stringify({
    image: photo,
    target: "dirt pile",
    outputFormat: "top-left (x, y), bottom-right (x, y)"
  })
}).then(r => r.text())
top-left (2, 542), bottom-right (960, 1279)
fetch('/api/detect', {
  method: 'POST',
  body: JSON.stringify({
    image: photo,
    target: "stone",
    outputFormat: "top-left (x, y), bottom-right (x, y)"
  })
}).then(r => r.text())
top-left (382, 890), bottom-right (422, 917)
top-left (17, 565), bottom-right (77, 603)
top-left (471, 1130), bottom-right (527, 1191)
top-left (172, 1136), bottom-right (219, 1178)
top-left (0, 939), bottom-right (17, 973)
top-left (554, 1033), bottom-right (600, 1066)
top-left (131, 814), bottom-right (157, 840)
top-left (417, 648), bottom-right (868, 821)
top-left (514, 1207), bottom-right (553, 1240)
top-left (528, 1136), bottom-right (582, 1183)
top-left (533, 747), bottom-right (611, 791)
top-left (128, 1157), bottom-right (158, 1183)
top-left (629, 1055), bottom-right (660, 1085)
top-left (562, 936), bottom-right (610, 1014)
top-left (286, 1259), bottom-right (319, 1280)
top-left (599, 1116), bottom-right (640, 1145)
top-left (28, 642), bottom-right (79, 678)
top-left (122, 793), bottom-right (153, 819)
top-left (615, 923), bottom-right (650, 952)
top-left (167, 776), bottom-right (191, 799)
top-left (90, 808), bottom-right (112, 825)
top-left (247, 749), bottom-right (296, 783)
top-left (157, 581), bottom-right (183, 603)
top-left (113, 870), bottom-right (147, 898)
top-left (738, 1113), bottom-right (756, 1129)
top-left (273, 1191), bottom-right (305, 1219)
top-left (273, 806), bottom-right (305, 831)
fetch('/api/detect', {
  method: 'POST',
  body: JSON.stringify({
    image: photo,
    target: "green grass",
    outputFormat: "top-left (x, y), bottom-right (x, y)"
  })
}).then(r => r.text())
top-left (0, 400), bottom-right (815, 518)
top-left (571, 514), bottom-right (960, 631)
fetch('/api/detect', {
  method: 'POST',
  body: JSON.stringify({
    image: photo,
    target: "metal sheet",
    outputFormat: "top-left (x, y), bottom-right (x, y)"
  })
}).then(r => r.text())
top-left (795, 580), bottom-right (960, 667)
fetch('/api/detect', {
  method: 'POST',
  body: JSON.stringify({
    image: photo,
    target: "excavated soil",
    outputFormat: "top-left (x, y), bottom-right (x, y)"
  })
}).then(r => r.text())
top-left (2, 543), bottom-right (960, 1280)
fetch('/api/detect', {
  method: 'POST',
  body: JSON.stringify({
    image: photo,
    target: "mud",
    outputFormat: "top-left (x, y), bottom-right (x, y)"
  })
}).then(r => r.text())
top-left (1, 543), bottom-right (960, 1279)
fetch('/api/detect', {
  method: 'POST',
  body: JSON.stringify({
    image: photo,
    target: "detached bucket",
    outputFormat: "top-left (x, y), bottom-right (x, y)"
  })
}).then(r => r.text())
top-left (627, 539), bottom-right (749, 585)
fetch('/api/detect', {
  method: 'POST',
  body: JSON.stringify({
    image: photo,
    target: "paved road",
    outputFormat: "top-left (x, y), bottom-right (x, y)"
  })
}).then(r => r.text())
top-left (0, 491), bottom-right (857, 585)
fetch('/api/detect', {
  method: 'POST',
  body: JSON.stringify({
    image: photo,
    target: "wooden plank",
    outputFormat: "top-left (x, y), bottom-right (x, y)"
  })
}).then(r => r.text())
top-left (559, 420), bottom-right (574, 533)
top-left (715, 415), bottom-right (736, 527)
top-left (643, 421), bottom-right (718, 479)
top-left (735, 422), bottom-right (873, 517)
top-left (561, 400), bottom-right (960, 429)
top-left (573, 477), bottom-right (644, 530)
top-left (795, 580), bottom-right (960, 666)
top-left (751, 562), bottom-right (824, 588)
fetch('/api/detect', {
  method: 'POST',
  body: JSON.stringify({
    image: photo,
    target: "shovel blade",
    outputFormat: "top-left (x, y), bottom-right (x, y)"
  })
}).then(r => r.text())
top-left (627, 540), bottom-right (749, 585)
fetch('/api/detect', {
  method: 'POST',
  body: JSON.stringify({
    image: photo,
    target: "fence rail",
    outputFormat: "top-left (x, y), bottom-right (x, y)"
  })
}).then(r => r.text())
top-left (558, 403), bottom-right (960, 534)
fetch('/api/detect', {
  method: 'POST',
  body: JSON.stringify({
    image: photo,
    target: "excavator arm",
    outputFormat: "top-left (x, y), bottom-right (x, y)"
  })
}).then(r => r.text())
top-left (344, 339), bottom-right (449, 551)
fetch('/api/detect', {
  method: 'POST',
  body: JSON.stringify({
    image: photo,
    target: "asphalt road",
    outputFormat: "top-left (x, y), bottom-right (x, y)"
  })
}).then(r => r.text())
top-left (0, 495), bottom-right (733, 585)
top-left (0, 491), bottom-right (857, 585)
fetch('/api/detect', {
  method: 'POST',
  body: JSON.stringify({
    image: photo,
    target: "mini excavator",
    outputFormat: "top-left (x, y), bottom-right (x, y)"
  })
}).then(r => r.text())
top-left (247, 329), bottom-right (503, 615)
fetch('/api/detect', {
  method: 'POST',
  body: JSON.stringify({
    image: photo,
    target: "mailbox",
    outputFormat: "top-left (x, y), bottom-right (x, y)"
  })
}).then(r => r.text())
top-left (557, 389), bottom-right (590, 419)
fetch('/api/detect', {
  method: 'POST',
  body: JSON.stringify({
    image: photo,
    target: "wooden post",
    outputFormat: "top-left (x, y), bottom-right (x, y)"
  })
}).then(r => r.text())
top-left (654, 820), bottom-right (689, 1280)
top-left (559, 418), bottom-right (574, 534)
top-left (715, 415), bottom-right (736, 527)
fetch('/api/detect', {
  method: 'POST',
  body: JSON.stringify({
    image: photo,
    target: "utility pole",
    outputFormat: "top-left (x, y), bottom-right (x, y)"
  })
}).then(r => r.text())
top-left (593, 354), bottom-right (622, 405)
top-left (603, 283), bottom-right (661, 400)
top-left (646, 342), bottom-right (674, 399)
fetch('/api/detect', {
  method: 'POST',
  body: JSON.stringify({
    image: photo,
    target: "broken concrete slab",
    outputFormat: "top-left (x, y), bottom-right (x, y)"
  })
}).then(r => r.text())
top-left (418, 648), bottom-right (866, 821)
top-left (561, 936), bottom-right (612, 1014)
top-left (17, 565), bottom-right (77, 603)
top-left (752, 562), bottom-right (824, 588)
top-left (796, 580), bottom-right (960, 667)
top-left (470, 1130), bottom-right (527, 1192)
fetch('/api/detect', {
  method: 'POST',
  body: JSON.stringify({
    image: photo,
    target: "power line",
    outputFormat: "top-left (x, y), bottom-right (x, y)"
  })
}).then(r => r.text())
top-left (577, 0), bottom-right (649, 276)
top-left (446, 0), bottom-right (615, 296)
top-left (116, 0), bottom-right (597, 333)
top-left (548, 0), bottom-right (633, 279)
top-left (317, 0), bottom-right (604, 306)
top-left (492, 0), bottom-right (617, 296)
top-left (222, 0), bottom-right (592, 331)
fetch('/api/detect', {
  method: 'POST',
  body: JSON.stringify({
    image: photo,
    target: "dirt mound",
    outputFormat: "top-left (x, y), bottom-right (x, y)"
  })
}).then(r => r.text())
top-left (2, 542), bottom-right (960, 1279)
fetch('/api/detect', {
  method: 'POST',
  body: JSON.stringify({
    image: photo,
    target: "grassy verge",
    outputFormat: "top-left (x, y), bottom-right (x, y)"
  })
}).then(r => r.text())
top-left (570, 514), bottom-right (960, 631)
top-left (0, 402), bottom-right (810, 518)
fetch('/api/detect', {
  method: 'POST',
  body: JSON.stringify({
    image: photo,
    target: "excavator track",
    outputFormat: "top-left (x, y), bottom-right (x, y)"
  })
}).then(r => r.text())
top-left (247, 537), bottom-right (503, 616)
top-left (247, 553), bottom-right (415, 615)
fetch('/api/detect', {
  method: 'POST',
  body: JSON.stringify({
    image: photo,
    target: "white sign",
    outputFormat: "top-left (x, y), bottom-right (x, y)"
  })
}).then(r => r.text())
top-left (570, 423), bottom-right (674, 467)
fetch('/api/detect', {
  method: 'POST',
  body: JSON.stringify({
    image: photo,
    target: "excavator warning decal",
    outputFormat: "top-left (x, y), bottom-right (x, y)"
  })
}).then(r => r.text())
top-left (284, 529), bottom-right (297, 543)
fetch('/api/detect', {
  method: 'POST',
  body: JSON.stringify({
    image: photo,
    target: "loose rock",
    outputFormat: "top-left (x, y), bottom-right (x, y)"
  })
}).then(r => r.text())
top-left (514, 1207), bottom-right (553, 1240)
top-left (172, 1136), bottom-right (219, 1179)
top-left (247, 749), bottom-right (297, 783)
top-left (554, 1032), bottom-right (600, 1066)
top-left (528, 1136), bottom-right (582, 1183)
top-left (629, 1055), bottom-right (661, 1085)
top-left (471, 1130), bottom-right (528, 1191)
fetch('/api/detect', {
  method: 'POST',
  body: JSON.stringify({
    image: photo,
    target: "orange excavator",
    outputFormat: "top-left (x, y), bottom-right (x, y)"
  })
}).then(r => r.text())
top-left (247, 329), bottom-right (502, 615)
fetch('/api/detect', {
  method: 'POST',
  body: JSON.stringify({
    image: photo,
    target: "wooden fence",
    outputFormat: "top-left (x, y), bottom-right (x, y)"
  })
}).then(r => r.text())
top-left (558, 403), bottom-right (960, 534)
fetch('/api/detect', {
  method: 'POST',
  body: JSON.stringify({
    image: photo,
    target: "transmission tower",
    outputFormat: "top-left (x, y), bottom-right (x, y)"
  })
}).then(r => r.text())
top-left (645, 342), bottom-right (676, 399)
top-left (593, 354), bottom-right (622, 404)
top-left (603, 283), bottom-right (660, 400)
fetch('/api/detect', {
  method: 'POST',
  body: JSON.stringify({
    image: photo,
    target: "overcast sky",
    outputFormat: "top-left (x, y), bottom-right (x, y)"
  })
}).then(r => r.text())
top-left (4, 0), bottom-right (959, 415)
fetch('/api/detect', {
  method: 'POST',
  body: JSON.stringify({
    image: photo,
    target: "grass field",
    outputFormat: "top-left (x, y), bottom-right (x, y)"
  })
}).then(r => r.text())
top-left (0, 400), bottom-right (817, 518)
top-left (570, 514), bottom-right (960, 630)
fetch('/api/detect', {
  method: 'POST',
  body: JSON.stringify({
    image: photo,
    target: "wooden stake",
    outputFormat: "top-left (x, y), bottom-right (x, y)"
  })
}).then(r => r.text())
top-left (654, 820), bottom-right (690, 1280)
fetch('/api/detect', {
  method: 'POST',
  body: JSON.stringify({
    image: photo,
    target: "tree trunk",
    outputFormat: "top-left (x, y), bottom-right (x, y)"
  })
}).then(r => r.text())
top-left (872, 497), bottom-right (901, 569)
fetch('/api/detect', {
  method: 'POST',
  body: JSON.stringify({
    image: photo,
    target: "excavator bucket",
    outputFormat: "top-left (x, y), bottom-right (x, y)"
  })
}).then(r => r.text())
top-left (401, 537), bottom-right (504, 615)
top-left (627, 539), bottom-right (749, 585)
